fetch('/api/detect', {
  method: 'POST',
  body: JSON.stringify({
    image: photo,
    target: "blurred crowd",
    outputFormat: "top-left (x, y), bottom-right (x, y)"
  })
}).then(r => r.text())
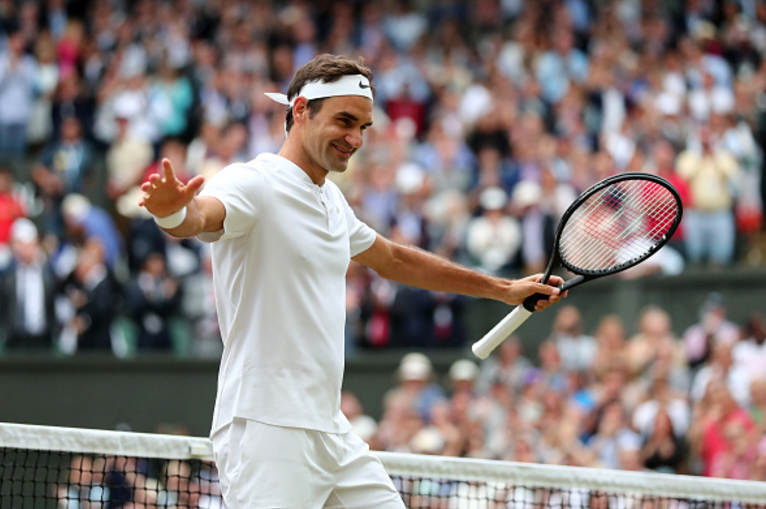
top-left (347, 298), bottom-right (766, 481)
top-left (2, 0), bottom-right (766, 355)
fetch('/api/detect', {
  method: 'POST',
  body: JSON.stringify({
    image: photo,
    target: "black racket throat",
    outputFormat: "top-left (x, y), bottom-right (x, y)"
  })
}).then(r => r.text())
top-left (520, 172), bottom-right (683, 313)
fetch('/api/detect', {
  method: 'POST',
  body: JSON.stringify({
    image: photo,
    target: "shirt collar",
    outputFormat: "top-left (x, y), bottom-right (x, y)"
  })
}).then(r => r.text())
top-left (258, 153), bottom-right (324, 189)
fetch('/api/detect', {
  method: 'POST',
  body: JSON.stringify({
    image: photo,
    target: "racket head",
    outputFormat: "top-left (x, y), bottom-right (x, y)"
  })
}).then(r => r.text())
top-left (548, 172), bottom-right (683, 280)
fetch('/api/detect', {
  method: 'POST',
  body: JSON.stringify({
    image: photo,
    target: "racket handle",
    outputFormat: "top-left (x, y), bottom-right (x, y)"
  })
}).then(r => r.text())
top-left (472, 306), bottom-right (533, 360)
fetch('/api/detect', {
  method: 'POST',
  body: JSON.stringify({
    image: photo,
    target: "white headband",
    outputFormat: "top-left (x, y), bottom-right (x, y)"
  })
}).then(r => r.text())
top-left (265, 74), bottom-right (373, 107)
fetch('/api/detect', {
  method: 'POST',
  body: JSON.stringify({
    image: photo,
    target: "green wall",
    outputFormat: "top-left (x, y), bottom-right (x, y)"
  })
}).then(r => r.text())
top-left (1, 268), bottom-right (765, 436)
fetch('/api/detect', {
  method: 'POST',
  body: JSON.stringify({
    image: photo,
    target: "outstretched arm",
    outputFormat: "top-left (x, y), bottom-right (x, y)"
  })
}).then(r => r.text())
top-left (352, 235), bottom-right (564, 311)
top-left (139, 158), bottom-right (225, 238)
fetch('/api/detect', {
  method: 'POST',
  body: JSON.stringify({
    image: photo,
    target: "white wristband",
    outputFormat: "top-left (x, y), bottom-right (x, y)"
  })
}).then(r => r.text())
top-left (153, 206), bottom-right (187, 229)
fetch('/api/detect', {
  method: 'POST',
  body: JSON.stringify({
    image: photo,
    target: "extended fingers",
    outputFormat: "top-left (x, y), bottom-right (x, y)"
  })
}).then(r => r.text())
top-left (162, 158), bottom-right (177, 183)
top-left (184, 175), bottom-right (206, 195)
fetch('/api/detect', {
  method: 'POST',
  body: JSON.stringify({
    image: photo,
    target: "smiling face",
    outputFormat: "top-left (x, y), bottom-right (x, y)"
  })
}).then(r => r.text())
top-left (291, 95), bottom-right (373, 181)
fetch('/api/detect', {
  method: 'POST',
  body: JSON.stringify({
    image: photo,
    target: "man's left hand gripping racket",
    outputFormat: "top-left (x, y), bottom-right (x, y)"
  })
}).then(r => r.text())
top-left (472, 172), bottom-right (683, 359)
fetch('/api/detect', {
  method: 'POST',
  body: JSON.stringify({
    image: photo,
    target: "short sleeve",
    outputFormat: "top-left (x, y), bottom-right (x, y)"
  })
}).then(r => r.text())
top-left (336, 187), bottom-right (376, 256)
top-left (197, 163), bottom-right (267, 242)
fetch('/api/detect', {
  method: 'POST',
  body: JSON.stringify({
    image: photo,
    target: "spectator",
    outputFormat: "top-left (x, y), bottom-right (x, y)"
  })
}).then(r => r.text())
top-left (688, 381), bottom-right (755, 477)
top-left (548, 305), bottom-right (597, 374)
top-left (690, 343), bottom-right (751, 409)
top-left (448, 359), bottom-right (480, 396)
top-left (27, 35), bottom-right (59, 148)
top-left (105, 95), bottom-right (154, 201)
top-left (32, 116), bottom-right (96, 235)
top-left (0, 166), bottom-right (27, 266)
top-left (0, 29), bottom-right (36, 158)
top-left (675, 125), bottom-right (739, 266)
top-left (125, 251), bottom-right (181, 352)
top-left (0, 218), bottom-right (58, 351)
top-left (732, 312), bottom-right (766, 388)
top-left (465, 186), bottom-right (521, 275)
top-left (626, 306), bottom-right (685, 378)
top-left (640, 407), bottom-right (688, 474)
top-left (475, 336), bottom-right (532, 395)
top-left (683, 292), bottom-right (741, 370)
top-left (61, 193), bottom-right (123, 270)
top-left (384, 353), bottom-right (446, 425)
top-left (535, 29), bottom-right (589, 104)
top-left (587, 399), bottom-right (643, 469)
top-left (58, 239), bottom-right (119, 353)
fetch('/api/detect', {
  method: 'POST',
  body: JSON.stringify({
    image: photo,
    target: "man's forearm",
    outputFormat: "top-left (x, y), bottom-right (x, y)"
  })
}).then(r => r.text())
top-left (376, 244), bottom-right (511, 302)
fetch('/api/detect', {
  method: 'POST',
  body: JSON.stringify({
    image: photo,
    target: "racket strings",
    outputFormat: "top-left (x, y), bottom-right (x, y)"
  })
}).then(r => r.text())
top-left (565, 188), bottom-right (677, 267)
top-left (563, 183), bottom-right (677, 269)
top-left (560, 180), bottom-right (679, 271)
top-left (571, 195), bottom-right (677, 264)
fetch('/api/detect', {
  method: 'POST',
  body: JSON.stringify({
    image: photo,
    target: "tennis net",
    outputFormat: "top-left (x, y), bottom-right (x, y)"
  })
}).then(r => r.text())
top-left (2, 422), bottom-right (766, 508)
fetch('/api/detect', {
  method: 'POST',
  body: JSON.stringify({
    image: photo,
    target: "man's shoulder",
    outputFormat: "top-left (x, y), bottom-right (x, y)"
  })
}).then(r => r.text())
top-left (211, 158), bottom-right (272, 183)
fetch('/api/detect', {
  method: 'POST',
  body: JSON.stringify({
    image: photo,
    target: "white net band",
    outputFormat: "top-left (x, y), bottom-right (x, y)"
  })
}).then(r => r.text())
top-left (2, 422), bottom-right (766, 505)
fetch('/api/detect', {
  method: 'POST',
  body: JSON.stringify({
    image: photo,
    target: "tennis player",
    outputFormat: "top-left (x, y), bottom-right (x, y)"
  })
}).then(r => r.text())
top-left (139, 54), bottom-right (565, 509)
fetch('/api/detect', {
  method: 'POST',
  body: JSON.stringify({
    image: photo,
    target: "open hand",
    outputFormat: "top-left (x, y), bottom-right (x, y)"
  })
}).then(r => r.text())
top-left (139, 159), bottom-right (205, 218)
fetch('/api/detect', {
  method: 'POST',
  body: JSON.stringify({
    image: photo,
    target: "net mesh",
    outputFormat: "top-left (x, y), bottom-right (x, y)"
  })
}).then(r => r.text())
top-left (560, 179), bottom-right (680, 273)
top-left (2, 423), bottom-right (766, 509)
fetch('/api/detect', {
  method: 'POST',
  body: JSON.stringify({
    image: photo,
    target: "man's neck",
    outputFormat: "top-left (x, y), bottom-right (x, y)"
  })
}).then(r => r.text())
top-left (278, 135), bottom-right (328, 186)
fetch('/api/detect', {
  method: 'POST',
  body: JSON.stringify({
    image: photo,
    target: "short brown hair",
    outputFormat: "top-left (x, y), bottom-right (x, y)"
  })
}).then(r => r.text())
top-left (284, 54), bottom-right (376, 133)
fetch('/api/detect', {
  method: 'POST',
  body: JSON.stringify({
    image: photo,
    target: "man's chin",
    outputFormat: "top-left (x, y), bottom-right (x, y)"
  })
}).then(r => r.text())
top-left (327, 160), bottom-right (350, 173)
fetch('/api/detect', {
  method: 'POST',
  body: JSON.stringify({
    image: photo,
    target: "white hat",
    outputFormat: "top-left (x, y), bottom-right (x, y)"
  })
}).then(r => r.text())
top-left (449, 359), bottom-right (479, 382)
top-left (61, 194), bottom-right (91, 223)
top-left (479, 186), bottom-right (508, 210)
top-left (512, 180), bottom-right (542, 209)
top-left (351, 415), bottom-right (378, 442)
top-left (398, 352), bottom-right (432, 381)
top-left (10, 218), bottom-right (38, 244)
top-left (396, 163), bottom-right (425, 195)
top-left (410, 426), bottom-right (445, 454)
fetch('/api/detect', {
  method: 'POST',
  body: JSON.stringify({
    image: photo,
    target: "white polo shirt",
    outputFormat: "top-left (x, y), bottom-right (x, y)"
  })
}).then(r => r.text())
top-left (199, 153), bottom-right (377, 436)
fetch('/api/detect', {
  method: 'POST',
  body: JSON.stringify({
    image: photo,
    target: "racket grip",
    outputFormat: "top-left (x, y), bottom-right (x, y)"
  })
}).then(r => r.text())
top-left (472, 306), bottom-right (533, 360)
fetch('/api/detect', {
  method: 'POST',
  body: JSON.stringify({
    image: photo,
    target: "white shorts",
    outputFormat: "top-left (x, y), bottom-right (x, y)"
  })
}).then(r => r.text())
top-left (211, 418), bottom-right (405, 509)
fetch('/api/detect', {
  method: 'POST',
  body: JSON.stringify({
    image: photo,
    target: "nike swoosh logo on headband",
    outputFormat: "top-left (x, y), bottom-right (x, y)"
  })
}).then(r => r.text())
top-left (358, 81), bottom-right (370, 89)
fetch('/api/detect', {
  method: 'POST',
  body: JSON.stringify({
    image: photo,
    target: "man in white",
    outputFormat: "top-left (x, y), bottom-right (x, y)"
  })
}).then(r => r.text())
top-left (139, 54), bottom-right (564, 509)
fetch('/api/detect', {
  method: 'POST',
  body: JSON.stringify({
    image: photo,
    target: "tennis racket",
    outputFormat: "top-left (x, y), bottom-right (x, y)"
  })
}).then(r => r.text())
top-left (472, 172), bottom-right (683, 359)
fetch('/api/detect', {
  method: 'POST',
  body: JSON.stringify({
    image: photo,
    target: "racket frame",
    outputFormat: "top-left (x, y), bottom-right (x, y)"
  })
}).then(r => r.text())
top-left (524, 172), bottom-right (683, 311)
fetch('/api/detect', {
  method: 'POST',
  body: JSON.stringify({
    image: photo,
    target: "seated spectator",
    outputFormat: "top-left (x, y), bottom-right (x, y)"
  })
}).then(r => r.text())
top-left (198, 122), bottom-right (249, 179)
top-left (640, 407), bottom-right (688, 474)
top-left (475, 336), bottom-right (532, 395)
top-left (105, 95), bottom-right (154, 201)
top-left (465, 186), bottom-right (521, 275)
top-left (125, 251), bottom-right (181, 352)
top-left (587, 399), bottom-right (643, 469)
top-left (633, 376), bottom-right (691, 439)
top-left (732, 313), bottom-right (766, 389)
top-left (32, 116), bottom-right (96, 235)
top-left (58, 239), bottom-right (119, 353)
top-left (626, 306), bottom-right (685, 378)
top-left (548, 305), bottom-right (597, 374)
top-left (384, 353), bottom-right (446, 425)
top-left (0, 166), bottom-right (27, 268)
top-left (690, 343), bottom-right (751, 409)
top-left (590, 315), bottom-right (627, 381)
top-left (0, 218), bottom-right (58, 351)
top-left (61, 194), bottom-right (124, 270)
top-left (683, 292), bottom-right (741, 370)
top-left (688, 381), bottom-right (754, 477)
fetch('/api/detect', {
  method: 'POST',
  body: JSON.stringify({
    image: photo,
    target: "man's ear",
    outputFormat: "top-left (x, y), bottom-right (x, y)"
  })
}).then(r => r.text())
top-left (292, 97), bottom-right (309, 125)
